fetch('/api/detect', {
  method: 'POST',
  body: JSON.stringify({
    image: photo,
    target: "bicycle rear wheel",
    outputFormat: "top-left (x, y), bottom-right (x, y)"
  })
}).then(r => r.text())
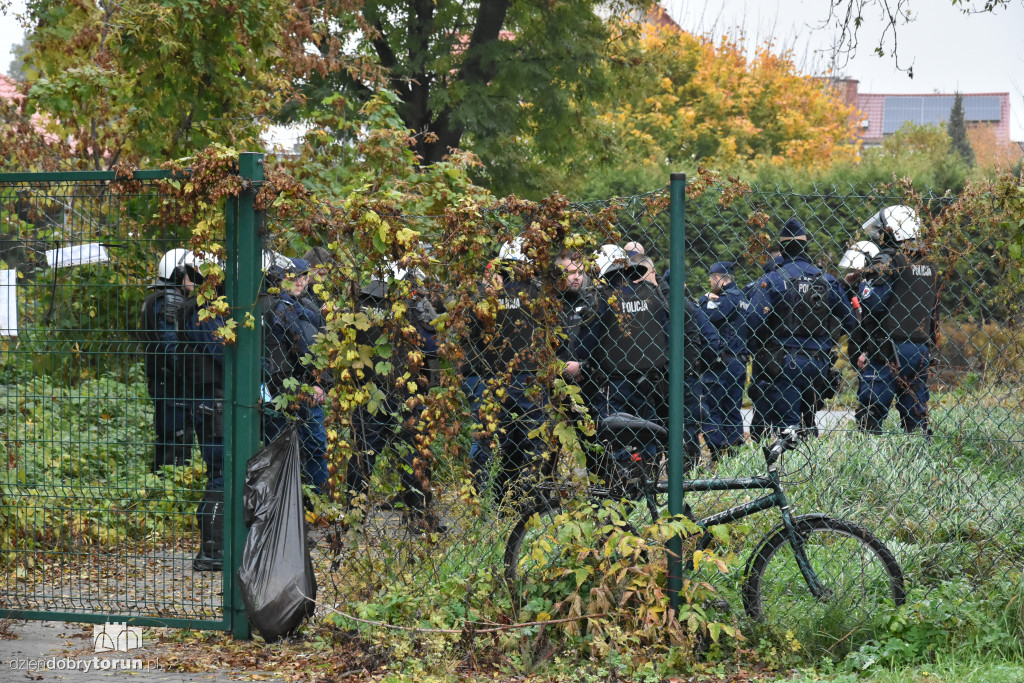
top-left (503, 497), bottom-right (648, 609)
top-left (742, 515), bottom-right (905, 655)
top-left (503, 498), bottom-right (564, 606)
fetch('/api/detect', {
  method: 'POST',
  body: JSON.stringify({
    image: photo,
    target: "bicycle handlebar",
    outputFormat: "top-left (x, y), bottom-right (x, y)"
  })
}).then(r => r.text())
top-left (764, 427), bottom-right (801, 468)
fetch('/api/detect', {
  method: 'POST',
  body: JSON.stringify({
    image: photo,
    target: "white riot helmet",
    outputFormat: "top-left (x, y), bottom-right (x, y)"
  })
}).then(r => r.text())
top-left (261, 250), bottom-right (292, 272)
top-left (180, 250), bottom-right (220, 284)
top-left (498, 237), bottom-right (528, 262)
top-left (838, 241), bottom-right (881, 270)
top-left (862, 205), bottom-right (922, 243)
top-left (157, 248), bottom-right (190, 282)
top-left (594, 244), bottom-right (630, 278)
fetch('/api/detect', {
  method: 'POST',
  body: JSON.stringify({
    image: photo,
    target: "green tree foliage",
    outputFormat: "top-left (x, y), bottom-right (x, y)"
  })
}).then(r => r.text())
top-left (531, 23), bottom-right (862, 201)
top-left (273, 90), bottom-right (492, 216)
top-left (10, 0), bottom-right (291, 169)
top-left (947, 92), bottom-right (977, 167)
top-left (860, 122), bottom-right (970, 190)
top-left (283, 0), bottom-right (649, 195)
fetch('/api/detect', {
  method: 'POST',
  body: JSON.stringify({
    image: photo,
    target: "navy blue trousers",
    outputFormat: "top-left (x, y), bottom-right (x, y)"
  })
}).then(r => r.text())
top-left (857, 342), bottom-right (930, 434)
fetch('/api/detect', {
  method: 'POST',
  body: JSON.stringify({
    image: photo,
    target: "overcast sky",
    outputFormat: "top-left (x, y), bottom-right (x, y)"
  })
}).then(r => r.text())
top-left (665, 0), bottom-right (1024, 140)
top-left (2, 0), bottom-right (1022, 140)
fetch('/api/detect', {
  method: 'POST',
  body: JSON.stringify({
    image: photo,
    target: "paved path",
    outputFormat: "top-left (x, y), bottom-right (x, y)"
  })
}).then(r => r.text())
top-left (0, 620), bottom-right (278, 682)
top-left (740, 408), bottom-right (856, 434)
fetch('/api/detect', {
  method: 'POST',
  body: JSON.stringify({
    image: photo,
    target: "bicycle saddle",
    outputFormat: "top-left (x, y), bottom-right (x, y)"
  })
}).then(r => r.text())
top-left (599, 412), bottom-right (668, 438)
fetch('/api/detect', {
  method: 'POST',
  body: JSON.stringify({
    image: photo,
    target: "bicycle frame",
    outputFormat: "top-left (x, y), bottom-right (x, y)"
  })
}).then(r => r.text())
top-left (650, 462), bottom-right (831, 600)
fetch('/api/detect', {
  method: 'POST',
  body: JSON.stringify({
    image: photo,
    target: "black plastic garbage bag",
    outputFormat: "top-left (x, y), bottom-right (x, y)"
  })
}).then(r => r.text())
top-left (236, 424), bottom-right (316, 641)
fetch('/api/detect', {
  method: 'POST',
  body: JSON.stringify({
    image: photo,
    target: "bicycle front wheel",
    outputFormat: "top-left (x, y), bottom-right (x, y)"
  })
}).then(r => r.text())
top-left (742, 515), bottom-right (905, 654)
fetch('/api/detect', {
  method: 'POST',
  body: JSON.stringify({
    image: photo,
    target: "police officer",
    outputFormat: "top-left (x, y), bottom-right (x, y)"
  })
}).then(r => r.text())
top-left (855, 206), bottom-right (938, 434)
top-left (139, 248), bottom-right (193, 471)
top-left (261, 258), bottom-right (330, 493)
top-left (580, 245), bottom-right (666, 444)
top-left (839, 240), bottom-right (881, 428)
top-left (746, 219), bottom-right (857, 435)
top-left (176, 252), bottom-right (226, 572)
top-left (638, 264), bottom-right (724, 472)
top-left (463, 239), bottom-right (547, 502)
top-left (697, 262), bottom-right (749, 460)
top-left (349, 262), bottom-right (445, 532)
top-left (744, 248), bottom-right (783, 441)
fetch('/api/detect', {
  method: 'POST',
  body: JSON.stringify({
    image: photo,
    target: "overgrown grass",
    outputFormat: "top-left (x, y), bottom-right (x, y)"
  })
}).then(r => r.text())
top-left (0, 368), bottom-right (205, 564)
top-left (323, 398), bottom-right (1024, 678)
top-left (3, 369), bottom-right (1024, 679)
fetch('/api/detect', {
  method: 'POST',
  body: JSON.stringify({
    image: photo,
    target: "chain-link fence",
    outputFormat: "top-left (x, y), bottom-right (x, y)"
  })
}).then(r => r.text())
top-left (3, 160), bottom-right (1022, 658)
top-left (258, 173), bottom-right (1023, 656)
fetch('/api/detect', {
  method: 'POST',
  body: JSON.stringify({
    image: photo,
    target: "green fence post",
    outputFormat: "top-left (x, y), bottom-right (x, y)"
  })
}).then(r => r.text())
top-left (667, 172), bottom-right (687, 613)
top-left (223, 152), bottom-right (264, 639)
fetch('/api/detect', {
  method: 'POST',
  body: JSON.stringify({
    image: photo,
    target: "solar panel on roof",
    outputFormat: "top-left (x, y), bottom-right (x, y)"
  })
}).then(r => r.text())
top-left (963, 96), bottom-right (1001, 121)
top-left (882, 95), bottom-right (1003, 134)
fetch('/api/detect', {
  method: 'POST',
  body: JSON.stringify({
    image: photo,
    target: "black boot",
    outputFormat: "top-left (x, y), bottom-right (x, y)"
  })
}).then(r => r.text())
top-left (193, 489), bottom-right (224, 572)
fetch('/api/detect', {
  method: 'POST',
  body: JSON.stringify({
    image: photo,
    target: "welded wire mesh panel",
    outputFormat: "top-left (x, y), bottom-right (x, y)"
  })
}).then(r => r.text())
top-left (0, 176), bottom-right (226, 624)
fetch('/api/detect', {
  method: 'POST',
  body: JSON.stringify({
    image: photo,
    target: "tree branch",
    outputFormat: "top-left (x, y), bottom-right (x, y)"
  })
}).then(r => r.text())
top-left (459, 0), bottom-right (512, 86)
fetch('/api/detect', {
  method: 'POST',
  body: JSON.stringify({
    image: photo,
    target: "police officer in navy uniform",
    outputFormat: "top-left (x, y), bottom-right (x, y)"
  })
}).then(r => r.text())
top-left (581, 246), bottom-right (722, 473)
top-left (140, 248), bottom-right (193, 471)
top-left (349, 262), bottom-right (445, 532)
top-left (652, 265), bottom-right (724, 472)
top-left (697, 261), bottom-right (749, 460)
top-left (838, 240), bottom-right (881, 428)
top-left (261, 258), bottom-right (329, 493)
top-left (463, 239), bottom-right (548, 502)
top-left (176, 252), bottom-right (226, 572)
top-left (855, 206), bottom-right (938, 434)
top-left (746, 219), bottom-right (857, 434)
top-left (744, 249), bottom-right (782, 441)
top-left (580, 245), bottom-right (667, 455)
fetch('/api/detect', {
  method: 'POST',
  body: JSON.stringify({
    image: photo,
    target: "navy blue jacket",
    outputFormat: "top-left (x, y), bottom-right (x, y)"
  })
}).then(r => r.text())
top-left (178, 297), bottom-right (225, 400)
top-left (697, 281), bottom-right (749, 357)
top-left (264, 292), bottom-right (320, 388)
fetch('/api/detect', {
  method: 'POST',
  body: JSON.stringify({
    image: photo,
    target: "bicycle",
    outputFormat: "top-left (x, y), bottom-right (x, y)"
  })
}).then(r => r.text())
top-left (504, 417), bottom-right (906, 637)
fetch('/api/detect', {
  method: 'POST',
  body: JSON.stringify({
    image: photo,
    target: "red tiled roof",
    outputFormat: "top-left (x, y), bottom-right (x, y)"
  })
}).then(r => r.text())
top-left (1, 73), bottom-right (59, 141)
top-left (0, 73), bottom-right (22, 101)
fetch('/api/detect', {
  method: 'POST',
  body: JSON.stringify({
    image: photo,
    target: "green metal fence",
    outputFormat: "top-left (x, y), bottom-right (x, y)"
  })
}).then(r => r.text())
top-left (0, 157), bottom-right (264, 634)
top-left (3, 157), bottom-right (1022, 657)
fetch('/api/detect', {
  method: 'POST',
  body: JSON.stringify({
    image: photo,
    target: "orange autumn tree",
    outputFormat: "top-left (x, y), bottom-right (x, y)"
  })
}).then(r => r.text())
top-left (596, 21), bottom-right (861, 176)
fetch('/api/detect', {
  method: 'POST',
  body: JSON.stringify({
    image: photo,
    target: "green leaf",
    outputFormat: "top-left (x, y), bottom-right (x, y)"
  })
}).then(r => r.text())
top-left (574, 566), bottom-right (591, 588)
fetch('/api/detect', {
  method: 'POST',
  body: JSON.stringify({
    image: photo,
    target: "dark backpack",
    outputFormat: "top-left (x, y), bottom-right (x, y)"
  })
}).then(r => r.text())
top-left (778, 272), bottom-right (839, 341)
